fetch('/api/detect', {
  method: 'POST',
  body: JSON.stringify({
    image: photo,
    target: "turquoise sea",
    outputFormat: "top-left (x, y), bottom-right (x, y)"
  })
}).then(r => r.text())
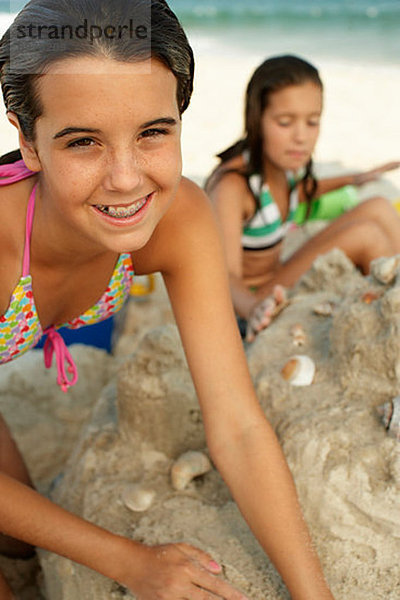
top-left (0, 0), bottom-right (399, 65)
top-left (168, 0), bottom-right (400, 65)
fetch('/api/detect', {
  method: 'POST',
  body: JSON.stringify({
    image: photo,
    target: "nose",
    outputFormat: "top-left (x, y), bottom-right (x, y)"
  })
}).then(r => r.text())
top-left (292, 121), bottom-right (307, 144)
top-left (103, 149), bottom-right (142, 193)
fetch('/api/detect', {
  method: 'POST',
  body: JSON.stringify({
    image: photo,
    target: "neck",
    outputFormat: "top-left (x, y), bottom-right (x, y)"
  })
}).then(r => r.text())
top-left (262, 158), bottom-right (287, 187)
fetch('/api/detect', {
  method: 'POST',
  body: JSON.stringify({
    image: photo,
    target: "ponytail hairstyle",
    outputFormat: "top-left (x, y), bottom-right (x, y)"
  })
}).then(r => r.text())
top-left (210, 55), bottom-right (323, 211)
top-left (0, 0), bottom-right (194, 161)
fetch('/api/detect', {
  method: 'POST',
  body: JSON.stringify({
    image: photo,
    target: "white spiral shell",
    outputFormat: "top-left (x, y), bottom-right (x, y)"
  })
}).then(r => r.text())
top-left (171, 451), bottom-right (212, 491)
top-left (370, 256), bottom-right (400, 285)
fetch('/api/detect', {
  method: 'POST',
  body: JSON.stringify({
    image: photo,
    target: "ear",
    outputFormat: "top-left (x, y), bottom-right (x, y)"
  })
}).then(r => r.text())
top-left (7, 111), bottom-right (42, 172)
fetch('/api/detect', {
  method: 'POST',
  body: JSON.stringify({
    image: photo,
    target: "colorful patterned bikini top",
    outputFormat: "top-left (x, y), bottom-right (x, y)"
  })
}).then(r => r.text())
top-left (241, 172), bottom-right (299, 251)
top-left (0, 160), bottom-right (134, 390)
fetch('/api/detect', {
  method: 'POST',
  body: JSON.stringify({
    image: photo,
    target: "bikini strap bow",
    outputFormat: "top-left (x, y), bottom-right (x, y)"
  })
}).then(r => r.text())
top-left (43, 327), bottom-right (78, 392)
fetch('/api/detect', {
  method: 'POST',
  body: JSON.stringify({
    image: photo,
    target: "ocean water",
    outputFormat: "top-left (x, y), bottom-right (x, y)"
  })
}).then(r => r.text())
top-left (167, 0), bottom-right (400, 65)
top-left (0, 1), bottom-right (399, 65)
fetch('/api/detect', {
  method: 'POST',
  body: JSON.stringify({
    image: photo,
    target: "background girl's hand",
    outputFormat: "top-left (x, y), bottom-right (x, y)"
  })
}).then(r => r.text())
top-left (354, 161), bottom-right (400, 185)
top-left (122, 542), bottom-right (248, 600)
top-left (246, 285), bottom-right (287, 342)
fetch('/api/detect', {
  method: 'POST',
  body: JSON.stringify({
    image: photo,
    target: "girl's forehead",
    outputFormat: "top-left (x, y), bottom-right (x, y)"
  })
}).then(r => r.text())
top-left (267, 82), bottom-right (323, 111)
top-left (36, 56), bottom-right (179, 124)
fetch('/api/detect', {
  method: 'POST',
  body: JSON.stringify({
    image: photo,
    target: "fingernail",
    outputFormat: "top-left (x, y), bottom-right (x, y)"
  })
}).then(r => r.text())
top-left (208, 560), bottom-right (221, 572)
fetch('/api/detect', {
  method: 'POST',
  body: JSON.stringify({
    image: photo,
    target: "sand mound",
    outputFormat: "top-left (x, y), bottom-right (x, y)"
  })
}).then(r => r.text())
top-left (1, 252), bottom-right (400, 599)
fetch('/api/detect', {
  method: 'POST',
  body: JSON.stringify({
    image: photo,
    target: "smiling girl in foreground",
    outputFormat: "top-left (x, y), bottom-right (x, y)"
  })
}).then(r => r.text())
top-left (206, 55), bottom-right (400, 341)
top-left (0, 2), bottom-right (335, 599)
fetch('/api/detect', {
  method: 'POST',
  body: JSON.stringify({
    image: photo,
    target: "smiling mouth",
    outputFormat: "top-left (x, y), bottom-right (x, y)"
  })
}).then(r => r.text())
top-left (95, 194), bottom-right (151, 219)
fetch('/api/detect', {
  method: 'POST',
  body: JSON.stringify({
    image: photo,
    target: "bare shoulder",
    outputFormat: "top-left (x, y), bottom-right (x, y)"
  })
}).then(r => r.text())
top-left (206, 158), bottom-right (251, 219)
top-left (164, 176), bottom-right (213, 226)
top-left (132, 177), bottom-right (217, 275)
top-left (206, 155), bottom-right (248, 199)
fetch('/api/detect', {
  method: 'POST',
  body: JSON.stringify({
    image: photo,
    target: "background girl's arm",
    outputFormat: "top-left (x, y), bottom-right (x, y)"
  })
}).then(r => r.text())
top-left (206, 172), bottom-right (259, 320)
top-left (207, 173), bottom-right (285, 340)
top-left (299, 160), bottom-right (400, 200)
top-left (137, 178), bottom-right (334, 599)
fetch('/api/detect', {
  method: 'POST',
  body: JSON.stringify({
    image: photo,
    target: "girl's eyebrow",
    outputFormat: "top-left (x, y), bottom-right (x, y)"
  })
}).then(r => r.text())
top-left (140, 117), bottom-right (178, 129)
top-left (53, 117), bottom-right (178, 140)
top-left (54, 127), bottom-right (100, 139)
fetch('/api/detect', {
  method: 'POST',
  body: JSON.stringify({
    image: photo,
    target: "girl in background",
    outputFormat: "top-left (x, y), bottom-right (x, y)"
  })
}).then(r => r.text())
top-left (206, 55), bottom-right (400, 341)
top-left (0, 3), bottom-right (334, 599)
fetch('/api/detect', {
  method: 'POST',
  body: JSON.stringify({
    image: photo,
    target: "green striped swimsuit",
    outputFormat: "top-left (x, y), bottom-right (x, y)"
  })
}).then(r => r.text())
top-left (241, 172), bottom-right (298, 251)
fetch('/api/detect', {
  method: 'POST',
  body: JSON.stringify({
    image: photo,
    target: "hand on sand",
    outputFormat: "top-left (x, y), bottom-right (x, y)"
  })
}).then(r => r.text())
top-left (123, 542), bottom-right (248, 600)
top-left (246, 285), bottom-right (288, 343)
top-left (354, 161), bottom-right (400, 186)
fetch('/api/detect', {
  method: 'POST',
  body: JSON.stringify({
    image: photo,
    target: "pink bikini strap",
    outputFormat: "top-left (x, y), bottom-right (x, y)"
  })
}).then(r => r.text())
top-left (22, 184), bottom-right (37, 277)
top-left (43, 327), bottom-right (79, 392)
top-left (0, 160), bottom-right (77, 391)
top-left (0, 159), bottom-right (34, 185)
top-left (0, 159), bottom-right (37, 277)
top-left (27, 188), bottom-right (78, 391)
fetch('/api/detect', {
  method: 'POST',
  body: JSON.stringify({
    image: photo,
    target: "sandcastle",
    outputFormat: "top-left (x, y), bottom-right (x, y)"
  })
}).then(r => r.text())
top-left (1, 250), bottom-right (399, 599)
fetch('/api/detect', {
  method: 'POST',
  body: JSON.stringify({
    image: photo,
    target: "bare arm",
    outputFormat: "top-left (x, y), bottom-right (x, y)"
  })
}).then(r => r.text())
top-left (207, 172), bottom-right (259, 319)
top-left (0, 452), bottom-right (245, 599)
top-left (0, 472), bottom-right (134, 582)
top-left (138, 179), bottom-right (334, 599)
top-left (300, 161), bottom-right (400, 200)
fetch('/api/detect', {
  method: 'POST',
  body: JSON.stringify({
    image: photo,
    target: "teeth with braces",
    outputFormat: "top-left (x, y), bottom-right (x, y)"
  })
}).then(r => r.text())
top-left (96, 197), bottom-right (147, 219)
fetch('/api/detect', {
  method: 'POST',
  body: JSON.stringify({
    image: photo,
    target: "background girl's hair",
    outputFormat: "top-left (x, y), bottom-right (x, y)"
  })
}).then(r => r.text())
top-left (210, 55), bottom-right (322, 208)
top-left (0, 0), bottom-right (194, 144)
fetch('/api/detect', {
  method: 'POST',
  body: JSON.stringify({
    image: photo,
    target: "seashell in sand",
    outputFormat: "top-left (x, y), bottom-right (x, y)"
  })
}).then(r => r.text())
top-left (370, 256), bottom-right (400, 285)
top-left (271, 298), bottom-right (290, 318)
top-left (281, 355), bottom-right (315, 386)
top-left (313, 301), bottom-right (335, 316)
top-left (171, 451), bottom-right (212, 491)
top-left (121, 484), bottom-right (155, 512)
top-left (376, 397), bottom-right (400, 439)
top-left (362, 290), bottom-right (381, 304)
top-left (290, 323), bottom-right (306, 346)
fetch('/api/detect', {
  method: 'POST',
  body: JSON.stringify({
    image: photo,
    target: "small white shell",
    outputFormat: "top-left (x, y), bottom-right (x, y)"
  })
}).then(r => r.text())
top-left (171, 451), bottom-right (212, 491)
top-left (290, 323), bottom-right (306, 346)
top-left (370, 256), bottom-right (400, 285)
top-left (281, 355), bottom-right (315, 386)
top-left (376, 397), bottom-right (400, 439)
top-left (121, 484), bottom-right (155, 512)
top-left (313, 302), bottom-right (335, 316)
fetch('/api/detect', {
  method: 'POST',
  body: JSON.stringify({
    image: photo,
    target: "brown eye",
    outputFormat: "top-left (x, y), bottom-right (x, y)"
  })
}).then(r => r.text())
top-left (140, 128), bottom-right (168, 139)
top-left (68, 138), bottom-right (95, 147)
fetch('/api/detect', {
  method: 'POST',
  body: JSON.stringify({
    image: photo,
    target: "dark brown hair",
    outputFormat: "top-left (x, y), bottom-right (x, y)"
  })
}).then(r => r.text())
top-left (0, 0), bottom-right (194, 158)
